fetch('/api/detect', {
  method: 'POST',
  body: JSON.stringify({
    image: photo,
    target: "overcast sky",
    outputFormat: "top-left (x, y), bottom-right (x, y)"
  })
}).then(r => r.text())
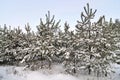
top-left (0, 0), bottom-right (120, 31)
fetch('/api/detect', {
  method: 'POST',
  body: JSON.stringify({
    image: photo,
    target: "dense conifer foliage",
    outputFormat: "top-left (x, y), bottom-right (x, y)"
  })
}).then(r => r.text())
top-left (0, 4), bottom-right (119, 76)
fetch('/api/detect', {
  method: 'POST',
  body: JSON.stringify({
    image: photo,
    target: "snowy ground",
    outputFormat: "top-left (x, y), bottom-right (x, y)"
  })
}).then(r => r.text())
top-left (0, 64), bottom-right (120, 80)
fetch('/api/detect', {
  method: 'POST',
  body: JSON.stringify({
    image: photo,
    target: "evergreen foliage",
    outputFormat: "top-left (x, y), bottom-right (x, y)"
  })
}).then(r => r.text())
top-left (0, 3), bottom-right (119, 76)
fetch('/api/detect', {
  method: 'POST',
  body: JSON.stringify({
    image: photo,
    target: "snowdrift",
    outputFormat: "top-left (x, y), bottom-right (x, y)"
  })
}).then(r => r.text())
top-left (0, 64), bottom-right (120, 80)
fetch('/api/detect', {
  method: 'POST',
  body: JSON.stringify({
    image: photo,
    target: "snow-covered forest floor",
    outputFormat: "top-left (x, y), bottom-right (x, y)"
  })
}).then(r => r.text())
top-left (0, 64), bottom-right (120, 80)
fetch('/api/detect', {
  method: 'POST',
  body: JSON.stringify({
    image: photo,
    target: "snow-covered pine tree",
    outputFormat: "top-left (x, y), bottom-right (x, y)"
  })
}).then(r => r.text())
top-left (19, 23), bottom-right (38, 68)
top-left (21, 11), bottom-right (61, 70)
top-left (56, 22), bottom-right (78, 74)
top-left (0, 25), bottom-right (9, 64)
top-left (0, 25), bottom-right (23, 65)
top-left (36, 11), bottom-right (61, 69)
top-left (75, 3), bottom-right (115, 76)
top-left (75, 3), bottom-right (97, 75)
top-left (109, 19), bottom-right (120, 64)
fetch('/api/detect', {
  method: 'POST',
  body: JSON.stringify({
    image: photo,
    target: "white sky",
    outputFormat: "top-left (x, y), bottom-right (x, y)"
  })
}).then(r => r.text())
top-left (0, 0), bottom-right (120, 31)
